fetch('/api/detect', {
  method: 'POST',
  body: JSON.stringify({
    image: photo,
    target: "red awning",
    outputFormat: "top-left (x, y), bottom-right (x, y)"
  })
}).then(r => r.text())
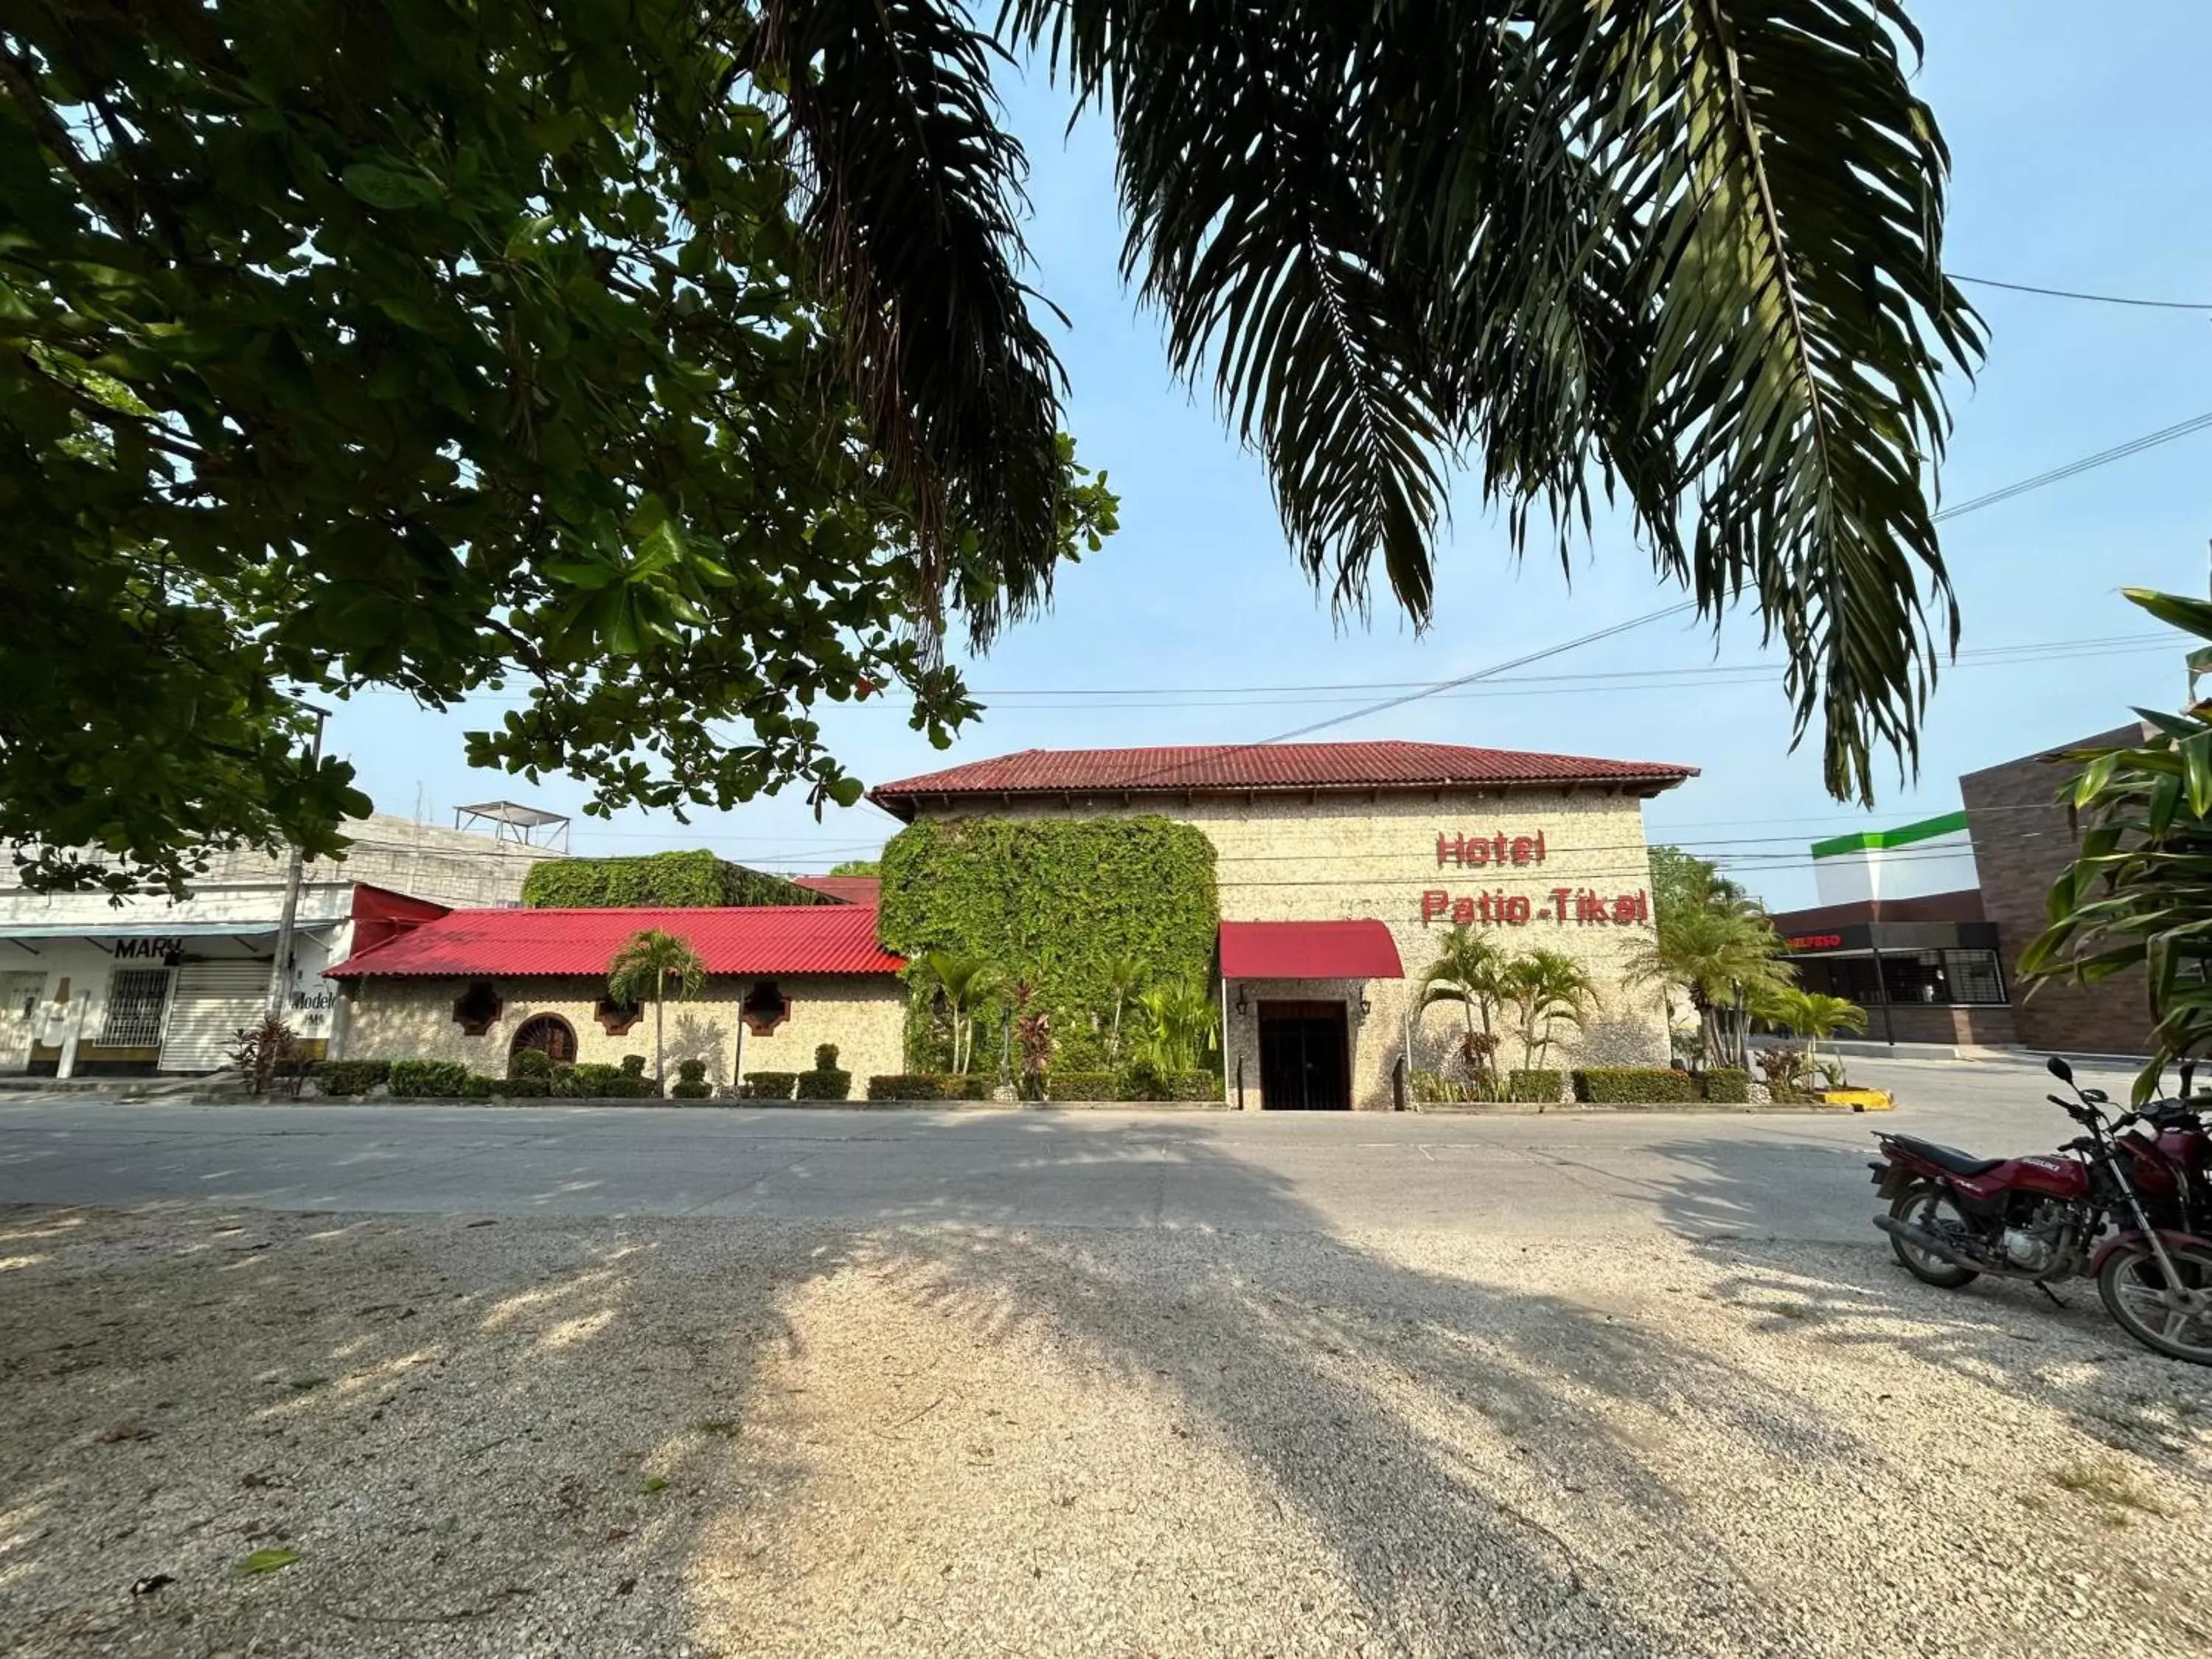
top-left (1219, 920), bottom-right (1404, 981)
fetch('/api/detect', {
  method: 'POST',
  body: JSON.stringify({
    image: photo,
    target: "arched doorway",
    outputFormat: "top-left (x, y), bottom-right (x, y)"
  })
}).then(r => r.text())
top-left (509, 1013), bottom-right (577, 1065)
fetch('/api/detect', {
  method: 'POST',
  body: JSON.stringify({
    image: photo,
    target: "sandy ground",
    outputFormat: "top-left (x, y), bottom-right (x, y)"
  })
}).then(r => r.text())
top-left (1, 1203), bottom-right (2208, 1658)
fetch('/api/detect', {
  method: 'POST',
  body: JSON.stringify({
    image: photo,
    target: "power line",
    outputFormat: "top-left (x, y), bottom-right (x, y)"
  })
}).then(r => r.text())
top-left (1951, 273), bottom-right (2212, 313)
top-left (1934, 408), bottom-right (2212, 522)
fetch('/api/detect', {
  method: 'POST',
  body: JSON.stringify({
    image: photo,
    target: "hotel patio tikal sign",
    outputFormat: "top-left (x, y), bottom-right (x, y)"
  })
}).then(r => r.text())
top-left (1420, 830), bottom-right (1649, 929)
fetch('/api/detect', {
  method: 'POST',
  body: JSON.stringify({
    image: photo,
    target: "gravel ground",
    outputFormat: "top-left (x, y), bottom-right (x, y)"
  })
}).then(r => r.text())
top-left (1, 1203), bottom-right (2207, 1658)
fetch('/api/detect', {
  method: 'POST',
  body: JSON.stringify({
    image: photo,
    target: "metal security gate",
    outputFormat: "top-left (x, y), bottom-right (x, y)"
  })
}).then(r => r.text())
top-left (158, 962), bottom-right (268, 1072)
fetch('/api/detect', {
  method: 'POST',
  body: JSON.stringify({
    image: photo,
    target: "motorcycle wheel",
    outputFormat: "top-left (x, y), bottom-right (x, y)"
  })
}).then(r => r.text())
top-left (2097, 1239), bottom-right (2212, 1366)
top-left (1888, 1187), bottom-right (1980, 1288)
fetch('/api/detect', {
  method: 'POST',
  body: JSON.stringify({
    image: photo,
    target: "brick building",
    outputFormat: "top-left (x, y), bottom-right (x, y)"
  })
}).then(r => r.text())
top-left (1767, 723), bottom-right (2157, 1057)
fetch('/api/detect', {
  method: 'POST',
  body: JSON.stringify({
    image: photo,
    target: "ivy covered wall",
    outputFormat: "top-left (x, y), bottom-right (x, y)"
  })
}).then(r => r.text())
top-left (877, 815), bottom-right (1220, 1070)
top-left (521, 850), bottom-right (834, 909)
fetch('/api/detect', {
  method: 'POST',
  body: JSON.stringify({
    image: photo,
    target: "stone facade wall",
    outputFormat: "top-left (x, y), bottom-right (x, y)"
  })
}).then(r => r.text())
top-left (345, 974), bottom-right (906, 1088)
top-left (910, 789), bottom-right (1671, 1110)
top-left (1961, 723), bottom-right (2154, 1057)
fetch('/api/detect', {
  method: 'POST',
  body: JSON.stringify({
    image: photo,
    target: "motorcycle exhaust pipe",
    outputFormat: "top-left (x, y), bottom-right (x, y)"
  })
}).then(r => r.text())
top-left (1873, 1212), bottom-right (1989, 1273)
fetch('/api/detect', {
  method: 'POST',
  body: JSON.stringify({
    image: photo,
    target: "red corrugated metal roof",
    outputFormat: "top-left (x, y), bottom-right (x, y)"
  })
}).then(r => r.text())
top-left (869, 741), bottom-right (1694, 815)
top-left (1220, 921), bottom-right (1405, 981)
top-left (328, 905), bottom-right (902, 978)
top-left (790, 874), bottom-right (881, 905)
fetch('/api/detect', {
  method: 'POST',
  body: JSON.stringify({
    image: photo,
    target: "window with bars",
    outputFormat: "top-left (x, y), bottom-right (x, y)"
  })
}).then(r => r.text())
top-left (100, 970), bottom-right (171, 1046)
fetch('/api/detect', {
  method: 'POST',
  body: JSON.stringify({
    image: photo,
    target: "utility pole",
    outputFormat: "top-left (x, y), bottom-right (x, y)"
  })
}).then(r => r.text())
top-left (267, 703), bottom-right (331, 1019)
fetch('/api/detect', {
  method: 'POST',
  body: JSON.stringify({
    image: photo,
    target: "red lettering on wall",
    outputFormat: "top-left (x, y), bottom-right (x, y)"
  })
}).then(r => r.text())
top-left (1434, 828), bottom-right (1545, 867)
top-left (1422, 888), bottom-right (1449, 922)
top-left (1785, 933), bottom-right (1844, 950)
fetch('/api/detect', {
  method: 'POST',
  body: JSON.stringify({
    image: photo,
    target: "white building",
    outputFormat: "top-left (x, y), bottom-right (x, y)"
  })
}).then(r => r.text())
top-left (0, 812), bottom-right (560, 1078)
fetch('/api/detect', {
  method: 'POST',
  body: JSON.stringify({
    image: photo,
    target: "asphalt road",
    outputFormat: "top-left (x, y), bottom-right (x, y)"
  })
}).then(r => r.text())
top-left (0, 1054), bottom-right (2148, 1241)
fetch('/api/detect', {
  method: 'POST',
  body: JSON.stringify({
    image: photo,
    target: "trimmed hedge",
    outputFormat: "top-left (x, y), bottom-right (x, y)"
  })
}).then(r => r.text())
top-left (1505, 1068), bottom-right (1564, 1103)
top-left (1702, 1067), bottom-right (1752, 1104)
top-left (388, 1059), bottom-right (476, 1098)
top-left (1113, 1062), bottom-right (1221, 1102)
top-left (496, 1076), bottom-right (550, 1097)
top-left (1573, 1066), bottom-right (1696, 1105)
top-left (878, 815), bottom-right (1218, 1073)
top-left (313, 1059), bottom-right (389, 1096)
top-left (796, 1067), bottom-right (852, 1101)
top-left (550, 1062), bottom-right (655, 1099)
top-left (521, 850), bottom-right (833, 910)
top-left (1046, 1071), bottom-right (1117, 1102)
top-left (742, 1071), bottom-right (799, 1101)
top-left (867, 1074), bottom-right (951, 1101)
top-left (509, 1048), bottom-right (554, 1081)
top-left (677, 1059), bottom-right (708, 1085)
top-left (670, 1080), bottom-right (714, 1100)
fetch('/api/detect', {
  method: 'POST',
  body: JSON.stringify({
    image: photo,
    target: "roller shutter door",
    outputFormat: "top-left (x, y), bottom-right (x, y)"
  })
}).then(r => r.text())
top-left (159, 963), bottom-right (269, 1072)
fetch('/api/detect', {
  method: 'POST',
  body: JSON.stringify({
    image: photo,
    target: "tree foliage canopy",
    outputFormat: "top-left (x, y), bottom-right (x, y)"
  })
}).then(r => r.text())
top-left (5, 0), bottom-right (1976, 900)
top-left (2020, 589), bottom-right (2212, 1100)
top-left (0, 1), bottom-right (1111, 895)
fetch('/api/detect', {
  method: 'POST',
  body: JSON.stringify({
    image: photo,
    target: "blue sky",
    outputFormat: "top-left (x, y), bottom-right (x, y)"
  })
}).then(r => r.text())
top-left (328, 0), bottom-right (2212, 911)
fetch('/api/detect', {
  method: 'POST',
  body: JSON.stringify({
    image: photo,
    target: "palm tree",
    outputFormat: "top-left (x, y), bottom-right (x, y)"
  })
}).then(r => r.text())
top-left (1101, 954), bottom-right (1146, 1063)
top-left (605, 930), bottom-right (707, 1092)
top-left (1627, 903), bottom-right (1794, 1069)
top-left (1134, 976), bottom-right (1220, 1074)
top-left (759, 1), bottom-right (1979, 805)
top-left (913, 950), bottom-right (1005, 1077)
top-left (1416, 926), bottom-right (1506, 1087)
top-left (1497, 950), bottom-right (1598, 1074)
top-left (1761, 987), bottom-right (1868, 1079)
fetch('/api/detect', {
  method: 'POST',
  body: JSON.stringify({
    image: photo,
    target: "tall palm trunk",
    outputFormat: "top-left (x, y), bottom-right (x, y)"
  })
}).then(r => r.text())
top-left (653, 988), bottom-right (665, 1091)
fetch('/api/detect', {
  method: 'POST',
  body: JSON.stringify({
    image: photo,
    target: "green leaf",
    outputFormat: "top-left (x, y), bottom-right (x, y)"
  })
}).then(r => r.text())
top-left (639, 1475), bottom-right (668, 1494)
top-left (236, 1548), bottom-right (300, 1576)
top-left (341, 163), bottom-right (445, 211)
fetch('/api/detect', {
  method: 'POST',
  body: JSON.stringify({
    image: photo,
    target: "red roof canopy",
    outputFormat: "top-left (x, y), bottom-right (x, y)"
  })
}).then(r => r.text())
top-left (871, 741), bottom-right (1694, 816)
top-left (1220, 921), bottom-right (1405, 981)
top-left (329, 905), bottom-right (902, 978)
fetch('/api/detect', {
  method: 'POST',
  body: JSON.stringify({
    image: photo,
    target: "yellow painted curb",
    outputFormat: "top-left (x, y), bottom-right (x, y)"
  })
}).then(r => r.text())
top-left (1819, 1088), bottom-right (1894, 1111)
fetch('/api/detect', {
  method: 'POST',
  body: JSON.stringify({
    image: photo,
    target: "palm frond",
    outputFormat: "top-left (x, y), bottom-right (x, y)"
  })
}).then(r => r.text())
top-left (759, 0), bottom-right (1066, 651)
top-left (1008, 0), bottom-right (1980, 801)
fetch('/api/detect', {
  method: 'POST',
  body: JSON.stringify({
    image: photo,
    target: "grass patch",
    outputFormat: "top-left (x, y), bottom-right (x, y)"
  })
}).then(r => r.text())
top-left (2045, 1456), bottom-right (2166, 1524)
top-left (639, 1475), bottom-right (668, 1494)
top-left (287, 1377), bottom-right (328, 1393)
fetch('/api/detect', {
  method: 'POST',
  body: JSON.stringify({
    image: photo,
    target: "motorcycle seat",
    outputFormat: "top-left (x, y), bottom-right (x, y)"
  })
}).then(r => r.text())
top-left (1886, 1134), bottom-right (2005, 1178)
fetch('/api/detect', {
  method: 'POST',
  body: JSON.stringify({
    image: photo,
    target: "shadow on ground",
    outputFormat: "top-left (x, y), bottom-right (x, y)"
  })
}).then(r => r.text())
top-left (0, 1111), bottom-right (2207, 1658)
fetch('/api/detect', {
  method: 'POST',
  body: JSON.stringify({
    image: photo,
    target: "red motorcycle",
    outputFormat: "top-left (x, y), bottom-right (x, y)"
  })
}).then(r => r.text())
top-left (1869, 1056), bottom-right (2212, 1365)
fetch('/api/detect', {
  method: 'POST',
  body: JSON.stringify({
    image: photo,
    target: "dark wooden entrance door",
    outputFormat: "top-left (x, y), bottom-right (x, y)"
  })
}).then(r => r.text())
top-left (1256, 1001), bottom-right (1349, 1110)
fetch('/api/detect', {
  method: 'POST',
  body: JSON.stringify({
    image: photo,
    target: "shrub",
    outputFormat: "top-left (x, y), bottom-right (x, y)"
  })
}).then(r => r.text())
top-left (1702, 1067), bottom-right (1752, 1104)
top-left (521, 851), bottom-right (832, 909)
top-left (1116, 1059), bottom-right (1168, 1101)
top-left (796, 1066), bottom-right (852, 1101)
top-left (549, 1062), bottom-right (583, 1097)
top-left (670, 1079), bottom-right (714, 1100)
top-left (1573, 1067), bottom-right (1697, 1105)
top-left (509, 1048), bottom-right (554, 1081)
top-left (462, 1074), bottom-right (495, 1099)
top-left (677, 1058), bottom-right (708, 1085)
top-left (813, 1043), bottom-right (840, 1070)
top-left (1505, 1068), bottom-right (1563, 1104)
top-left (866, 1074), bottom-right (950, 1101)
top-left (313, 1059), bottom-right (389, 1096)
top-left (1757, 1046), bottom-right (1817, 1102)
top-left (496, 1076), bottom-right (550, 1098)
top-left (1045, 1071), bottom-right (1116, 1101)
top-left (620, 1054), bottom-right (647, 1078)
top-left (1164, 1071), bottom-right (1221, 1102)
top-left (742, 1071), bottom-right (799, 1101)
top-left (228, 1015), bottom-right (299, 1096)
top-left (388, 1059), bottom-right (476, 1098)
